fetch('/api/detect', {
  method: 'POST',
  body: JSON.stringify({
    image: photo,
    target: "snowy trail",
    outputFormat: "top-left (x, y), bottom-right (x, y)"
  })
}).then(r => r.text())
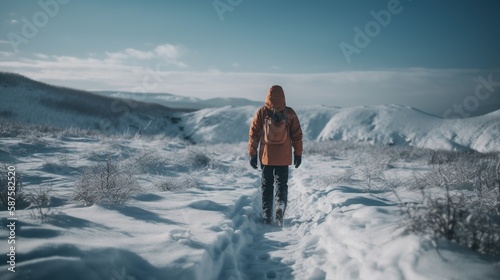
top-left (230, 163), bottom-right (406, 279)
top-left (229, 154), bottom-right (499, 280)
top-left (228, 155), bottom-right (401, 279)
top-left (236, 192), bottom-right (295, 279)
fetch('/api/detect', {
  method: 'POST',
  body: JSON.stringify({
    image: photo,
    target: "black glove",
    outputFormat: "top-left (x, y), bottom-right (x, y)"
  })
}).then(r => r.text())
top-left (250, 155), bottom-right (258, 169)
top-left (294, 155), bottom-right (302, 168)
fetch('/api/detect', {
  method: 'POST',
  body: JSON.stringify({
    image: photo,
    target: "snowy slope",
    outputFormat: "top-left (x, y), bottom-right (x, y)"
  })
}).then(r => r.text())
top-left (0, 134), bottom-right (499, 280)
top-left (94, 91), bottom-right (262, 110)
top-left (0, 73), bottom-right (188, 136)
top-left (317, 105), bottom-right (500, 153)
top-left (180, 104), bottom-right (500, 153)
top-left (179, 105), bottom-right (342, 145)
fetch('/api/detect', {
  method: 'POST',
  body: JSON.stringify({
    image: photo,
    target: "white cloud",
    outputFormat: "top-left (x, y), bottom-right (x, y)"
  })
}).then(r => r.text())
top-left (0, 40), bottom-right (10, 44)
top-left (34, 53), bottom-right (49, 59)
top-left (105, 44), bottom-right (187, 68)
top-left (154, 44), bottom-right (182, 60)
top-left (154, 44), bottom-right (188, 68)
top-left (10, 19), bottom-right (18, 24)
top-left (207, 68), bottom-right (222, 74)
top-left (0, 51), bottom-right (15, 57)
top-left (125, 48), bottom-right (155, 59)
top-left (106, 48), bottom-right (154, 60)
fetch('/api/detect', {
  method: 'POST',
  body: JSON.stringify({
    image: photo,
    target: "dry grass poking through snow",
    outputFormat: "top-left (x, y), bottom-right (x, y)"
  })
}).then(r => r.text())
top-left (306, 141), bottom-right (500, 256)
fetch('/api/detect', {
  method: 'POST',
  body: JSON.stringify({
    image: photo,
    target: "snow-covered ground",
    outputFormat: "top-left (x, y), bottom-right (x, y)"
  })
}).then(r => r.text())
top-left (1, 131), bottom-right (499, 280)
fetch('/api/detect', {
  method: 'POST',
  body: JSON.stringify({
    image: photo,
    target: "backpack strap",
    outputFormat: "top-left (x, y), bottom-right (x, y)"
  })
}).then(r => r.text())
top-left (261, 106), bottom-right (289, 128)
top-left (284, 107), bottom-right (288, 129)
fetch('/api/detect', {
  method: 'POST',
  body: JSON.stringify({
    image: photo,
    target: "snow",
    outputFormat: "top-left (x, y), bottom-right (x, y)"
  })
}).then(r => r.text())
top-left (1, 134), bottom-right (499, 280)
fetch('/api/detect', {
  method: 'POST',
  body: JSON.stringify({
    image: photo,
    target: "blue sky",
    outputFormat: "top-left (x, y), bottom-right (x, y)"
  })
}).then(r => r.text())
top-left (0, 0), bottom-right (499, 117)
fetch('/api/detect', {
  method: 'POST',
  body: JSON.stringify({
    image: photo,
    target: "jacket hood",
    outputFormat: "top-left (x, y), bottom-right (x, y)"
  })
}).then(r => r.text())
top-left (265, 85), bottom-right (286, 111)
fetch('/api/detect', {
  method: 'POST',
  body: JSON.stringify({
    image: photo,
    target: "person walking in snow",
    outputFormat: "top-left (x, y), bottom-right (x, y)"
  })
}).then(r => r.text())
top-left (248, 85), bottom-right (303, 226)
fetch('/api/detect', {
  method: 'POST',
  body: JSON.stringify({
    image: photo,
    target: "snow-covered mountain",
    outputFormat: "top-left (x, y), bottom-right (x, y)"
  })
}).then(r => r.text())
top-left (0, 72), bottom-right (189, 136)
top-left (94, 90), bottom-right (263, 110)
top-left (181, 104), bottom-right (500, 153)
top-left (316, 105), bottom-right (500, 153)
top-left (1, 72), bottom-right (499, 153)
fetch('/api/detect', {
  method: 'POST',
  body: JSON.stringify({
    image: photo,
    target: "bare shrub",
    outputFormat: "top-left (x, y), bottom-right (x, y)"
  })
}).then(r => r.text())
top-left (383, 177), bottom-right (403, 190)
top-left (156, 175), bottom-right (201, 191)
top-left (22, 134), bottom-right (49, 147)
top-left (168, 148), bottom-right (213, 170)
top-left (42, 156), bottom-right (74, 175)
top-left (335, 169), bottom-right (356, 183)
top-left (27, 185), bottom-right (52, 223)
top-left (0, 165), bottom-right (29, 210)
top-left (0, 119), bottom-right (35, 137)
top-left (402, 155), bottom-right (500, 256)
top-left (129, 147), bottom-right (212, 175)
top-left (129, 150), bottom-right (169, 174)
top-left (72, 159), bottom-right (141, 206)
top-left (0, 119), bottom-right (98, 138)
top-left (185, 149), bottom-right (212, 169)
top-left (304, 141), bottom-right (339, 157)
top-left (408, 172), bottom-right (429, 190)
top-left (360, 162), bottom-right (386, 192)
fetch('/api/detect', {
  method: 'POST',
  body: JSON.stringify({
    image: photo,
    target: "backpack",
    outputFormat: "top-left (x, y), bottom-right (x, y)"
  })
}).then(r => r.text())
top-left (263, 108), bottom-right (289, 145)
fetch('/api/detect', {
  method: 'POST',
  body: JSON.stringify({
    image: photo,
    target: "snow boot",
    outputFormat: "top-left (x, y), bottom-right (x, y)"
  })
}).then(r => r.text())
top-left (263, 208), bottom-right (272, 224)
top-left (275, 201), bottom-right (285, 227)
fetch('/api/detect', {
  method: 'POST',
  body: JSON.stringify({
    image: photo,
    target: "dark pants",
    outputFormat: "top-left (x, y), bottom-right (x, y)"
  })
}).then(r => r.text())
top-left (261, 165), bottom-right (289, 222)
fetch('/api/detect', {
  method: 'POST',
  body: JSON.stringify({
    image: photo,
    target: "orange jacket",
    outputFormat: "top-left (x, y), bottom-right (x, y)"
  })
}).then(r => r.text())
top-left (248, 85), bottom-right (303, 166)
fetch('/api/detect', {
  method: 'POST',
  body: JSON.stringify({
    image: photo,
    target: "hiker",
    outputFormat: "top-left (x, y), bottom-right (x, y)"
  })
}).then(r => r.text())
top-left (248, 85), bottom-right (303, 225)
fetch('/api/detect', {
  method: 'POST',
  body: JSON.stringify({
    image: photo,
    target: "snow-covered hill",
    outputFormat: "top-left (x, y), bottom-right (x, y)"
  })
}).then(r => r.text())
top-left (180, 104), bottom-right (500, 153)
top-left (316, 104), bottom-right (500, 153)
top-left (1, 72), bottom-right (499, 153)
top-left (94, 91), bottom-right (263, 110)
top-left (0, 72), bottom-right (189, 136)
